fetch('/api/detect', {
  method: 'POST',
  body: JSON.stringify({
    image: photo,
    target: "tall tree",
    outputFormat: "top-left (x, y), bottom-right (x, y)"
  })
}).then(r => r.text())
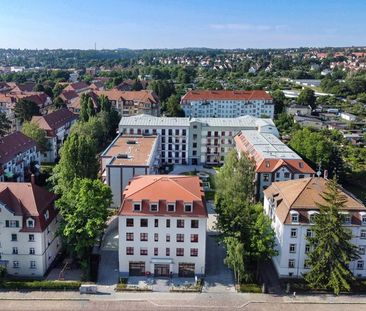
top-left (271, 89), bottom-right (286, 114)
top-left (0, 112), bottom-right (11, 137)
top-left (224, 237), bottom-right (246, 285)
top-left (79, 94), bottom-right (91, 122)
top-left (14, 99), bottom-right (40, 123)
top-left (131, 79), bottom-right (143, 91)
top-left (56, 178), bottom-right (112, 273)
top-left (21, 121), bottom-right (49, 153)
top-left (305, 178), bottom-right (360, 295)
top-left (164, 95), bottom-right (185, 117)
top-left (297, 88), bottom-right (316, 109)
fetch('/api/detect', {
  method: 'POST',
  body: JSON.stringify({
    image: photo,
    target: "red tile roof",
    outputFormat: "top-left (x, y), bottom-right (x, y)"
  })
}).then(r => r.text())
top-left (119, 175), bottom-right (207, 218)
top-left (181, 90), bottom-right (272, 102)
top-left (95, 90), bottom-right (159, 104)
top-left (0, 131), bottom-right (37, 164)
top-left (64, 82), bottom-right (89, 92)
top-left (31, 108), bottom-right (77, 132)
top-left (256, 158), bottom-right (315, 174)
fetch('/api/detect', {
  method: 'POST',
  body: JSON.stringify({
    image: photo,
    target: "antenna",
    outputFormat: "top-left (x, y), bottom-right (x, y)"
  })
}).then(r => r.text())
top-left (94, 42), bottom-right (97, 51)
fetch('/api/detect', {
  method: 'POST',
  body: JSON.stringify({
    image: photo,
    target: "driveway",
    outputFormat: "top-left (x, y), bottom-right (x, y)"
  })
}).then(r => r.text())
top-left (204, 233), bottom-right (235, 293)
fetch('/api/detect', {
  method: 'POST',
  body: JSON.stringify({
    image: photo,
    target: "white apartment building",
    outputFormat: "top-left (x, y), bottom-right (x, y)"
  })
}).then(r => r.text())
top-left (0, 182), bottom-right (61, 277)
top-left (118, 114), bottom-right (278, 166)
top-left (101, 134), bottom-right (160, 208)
top-left (181, 90), bottom-right (274, 119)
top-left (0, 132), bottom-right (40, 182)
top-left (234, 130), bottom-right (315, 199)
top-left (119, 175), bottom-right (207, 277)
top-left (263, 177), bottom-right (366, 279)
top-left (31, 108), bottom-right (78, 162)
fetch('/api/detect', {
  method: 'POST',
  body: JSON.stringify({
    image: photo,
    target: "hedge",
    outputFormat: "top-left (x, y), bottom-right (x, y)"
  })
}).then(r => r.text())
top-left (0, 280), bottom-right (82, 290)
top-left (239, 283), bottom-right (262, 293)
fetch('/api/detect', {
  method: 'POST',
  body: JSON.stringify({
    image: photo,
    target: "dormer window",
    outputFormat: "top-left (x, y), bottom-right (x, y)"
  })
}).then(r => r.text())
top-left (133, 202), bottom-right (141, 212)
top-left (308, 211), bottom-right (318, 224)
top-left (299, 162), bottom-right (304, 168)
top-left (27, 218), bottom-right (35, 228)
top-left (265, 160), bottom-right (270, 168)
top-left (290, 211), bottom-right (299, 223)
top-left (184, 203), bottom-right (192, 213)
top-left (44, 210), bottom-right (49, 221)
top-left (150, 203), bottom-right (158, 212)
top-left (340, 212), bottom-right (351, 224)
top-left (167, 203), bottom-right (175, 212)
top-left (360, 212), bottom-right (366, 225)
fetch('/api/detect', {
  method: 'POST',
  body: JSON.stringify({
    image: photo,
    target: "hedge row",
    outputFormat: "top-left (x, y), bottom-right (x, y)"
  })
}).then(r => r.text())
top-left (239, 283), bottom-right (262, 293)
top-left (0, 280), bottom-right (81, 290)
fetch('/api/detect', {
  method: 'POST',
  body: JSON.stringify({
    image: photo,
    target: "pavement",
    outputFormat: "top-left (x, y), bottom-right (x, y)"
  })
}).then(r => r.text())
top-left (169, 165), bottom-right (217, 176)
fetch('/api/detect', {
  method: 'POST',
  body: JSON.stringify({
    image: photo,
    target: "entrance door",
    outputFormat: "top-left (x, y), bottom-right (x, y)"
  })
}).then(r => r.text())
top-left (154, 264), bottom-right (170, 277)
top-left (129, 261), bottom-right (145, 276)
top-left (178, 263), bottom-right (195, 277)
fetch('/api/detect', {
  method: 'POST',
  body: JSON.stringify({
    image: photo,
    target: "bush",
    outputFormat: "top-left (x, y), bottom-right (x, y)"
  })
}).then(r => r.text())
top-left (0, 280), bottom-right (81, 291)
top-left (0, 266), bottom-right (7, 279)
top-left (239, 283), bottom-right (262, 293)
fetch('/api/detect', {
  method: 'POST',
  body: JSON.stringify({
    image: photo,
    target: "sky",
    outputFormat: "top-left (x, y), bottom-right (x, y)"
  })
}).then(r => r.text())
top-left (0, 0), bottom-right (365, 50)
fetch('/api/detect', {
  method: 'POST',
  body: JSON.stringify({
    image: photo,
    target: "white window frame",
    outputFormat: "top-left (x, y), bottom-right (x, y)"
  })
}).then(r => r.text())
top-left (149, 202), bottom-right (158, 212)
top-left (167, 202), bottom-right (176, 212)
top-left (27, 218), bottom-right (35, 228)
top-left (290, 228), bottom-right (297, 238)
top-left (184, 203), bottom-right (193, 213)
top-left (133, 202), bottom-right (141, 212)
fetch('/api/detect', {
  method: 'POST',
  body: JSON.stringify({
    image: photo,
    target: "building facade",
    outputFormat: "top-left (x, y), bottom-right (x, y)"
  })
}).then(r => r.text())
top-left (101, 135), bottom-right (160, 208)
top-left (119, 114), bottom-right (278, 166)
top-left (31, 108), bottom-right (78, 162)
top-left (181, 90), bottom-right (274, 119)
top-left (118, 175), bottom-right (207, 277)
top-left (0, 132), bottom-right (40, 182)
top-left (0, 182), bottom-right (61, 277)
top-left (234, 130), bottom-right (315, 199)
top-left (263, 177), bottom-right (366, 278)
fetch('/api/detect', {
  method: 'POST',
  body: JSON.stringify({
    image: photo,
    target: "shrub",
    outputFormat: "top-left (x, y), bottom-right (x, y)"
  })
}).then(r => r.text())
top-left (239, 283), bottom-right (262, 293)
top-left (0, 280), bottom-right (81, 291)
top-left (0, 266), bottom-right (7, 279)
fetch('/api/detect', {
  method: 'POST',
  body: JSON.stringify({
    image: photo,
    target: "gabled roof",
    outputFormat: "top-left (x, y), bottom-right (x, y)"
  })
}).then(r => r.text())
top-left (59, 90), bottom-right (78, 102)
top-left (119, 175), bottom-right (207, 218)
top-left (31, 108), bottom-right (77, 132)
top-left (95, 90), bottom-right (159, 104)
top-left (263, 177), bottom-right (365, 224)
top-left (0, 131), bottom-right (37, 164)
top-left (64, 82), bottom-right (89, 92)
top-left (182, 90), bottom-right (272, 102)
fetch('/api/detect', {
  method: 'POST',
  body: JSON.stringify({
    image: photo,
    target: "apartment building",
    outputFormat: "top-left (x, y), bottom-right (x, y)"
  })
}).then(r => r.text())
top-left (0, 182), bottom-right (61, 277)
top-left (95, 90), bottom-right (160, 117)
top-left (118, 114), bottom-right (278, 166)
top-left (234, 130), bottom-right (315, 199)
top-left (101, 134), bottom-right (160, 208)
top-left (31, 108), bottom-right (78, 162)
top-left (181, 90), bottom-right (274, 119)
top-left (118, 175), bottom-right (207, 277)
top-left (263, 177), bottom-right (366, 278)
top-left (0, 132), bottom-right (40, 182)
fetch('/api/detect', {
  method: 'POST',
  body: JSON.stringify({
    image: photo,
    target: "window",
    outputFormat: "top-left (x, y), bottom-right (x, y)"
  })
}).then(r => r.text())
top-left (290, 228), bottom-right (297, 238)
top-left (291, 213), bottom-right (299, 223)
top-left (342, 214), bottom-right (351, 224)
top-left (27, 218), bottom-right (34, 228)
top-left (140, 248), bottom-right (148, 256)
top-left (29, 248), bottom-right (35, 255)
top-left (133, 202), bottom-right (141, 212)
top-left (166, 234), bottom-right (170, 242)
top-left (276, 172), bottom-right (280, 178)
top-left (359, 246), bottom-right (365, 255)
top-left (12, 247), bottom-right (18, 254)
top-left (284, 172), bottom-right (290, 178)
top-left (29, 234), bottom-right (35, 242)
top-left (361, 230), bottom-right (366, 239)
top-left (362, 215), bottom-right (366, 224)
top-left (13, 261), bottom-right (19, 269)
top-left (176, 234), bottom-right (184, 242)
top-left (6, 220), bottom-right (19, 228)
top-left (166, 248), bottom-right (170, 256)
top-left (140, 233), bottom-right (148, 241)
top-left (166, 219), bottom-right (171, 228)
top-left (176, 248), bottom-right (184, 256)
top-left (191, 220), bottom-right (199, 228)
top-left (154, 219), bottom-right (159, 227)
top-left (191, 234), bottom-right (199, 243)
top-left (126, 247), bottom-right (134, 255)
top-left (154, 248), bottom-right (158, 256)
top-left (306, 229), bottom-right (312, 237)
top-left (305, 244), bottom-right (310, 254)
top-left (126, 233), bottom-right (134, 241)
top-left (154, 233), bottom-right (159, 242)
top-left (299, 174), bottom-right (305, 179)
top-left (357, 260), bottom-right (364, 270)
top-left (177, 219), bottom-right (185, 228)
top-left (167, 203), bottom-right (175, 212)
top-left (304, 260), bottom-right (310, 269)
top-left (140, 219), bottom-right (148, 227)
top-left (289, 244), bottom-right (296, 253)
top-left (126, 218), bottom-right (134, 227)
top-left (150, 203), bottom-right (158, 212)
top-left (190, 248), bottom-right (198, 257)
top-left (44, 210), bottom-right (49, 220)
top-left (30, 261), bottom-right (36, 269)
top-left (309, 214), bottom-right (317, 224)
top-left (263, 174), bottom-right (269, 182)
top-left (11, 234), bottom-right (17, 241)
top-left (288, 259), bottom-right (295, 268)
top-left (184, 204), bottom-right (192, 213)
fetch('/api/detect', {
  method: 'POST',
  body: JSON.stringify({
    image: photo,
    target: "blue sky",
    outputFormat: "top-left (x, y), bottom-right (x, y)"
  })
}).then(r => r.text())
top-left (0, 0), bottom-right (365, 49)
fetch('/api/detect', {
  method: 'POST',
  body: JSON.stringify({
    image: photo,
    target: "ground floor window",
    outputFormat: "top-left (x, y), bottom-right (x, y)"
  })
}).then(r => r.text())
top-left (129, 261), bottom-right (145, 276)
top-left (178, 263), bottom-right (195, 277)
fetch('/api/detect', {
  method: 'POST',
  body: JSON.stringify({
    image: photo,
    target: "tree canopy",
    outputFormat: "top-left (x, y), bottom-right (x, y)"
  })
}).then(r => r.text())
top-left (0, 112), bottom-right (11, 137)
top-left (297, 88), bottom-right (316, 109)
top-left (14, 99), bottom-right (40, 123)
top-left (21, 121), bottom-right (49, 153)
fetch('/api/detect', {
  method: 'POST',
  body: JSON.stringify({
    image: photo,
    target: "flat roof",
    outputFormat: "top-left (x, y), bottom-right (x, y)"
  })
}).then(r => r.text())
top-left (102, 135), bottom-right (158, 167)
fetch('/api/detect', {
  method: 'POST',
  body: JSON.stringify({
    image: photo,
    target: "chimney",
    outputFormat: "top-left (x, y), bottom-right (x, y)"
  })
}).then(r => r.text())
top-left (324, 170), bottom-right (328, 180)
top-left (31, 174), bottom-right (36, 185)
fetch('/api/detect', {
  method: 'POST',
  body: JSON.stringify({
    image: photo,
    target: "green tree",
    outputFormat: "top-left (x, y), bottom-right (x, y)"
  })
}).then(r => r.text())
top-left (305, 178), bottom-right (360, 295)
top-left (79, 94), bottom-right (93, 122)
top-left (224, 237), bottom-right (246, 284)
top-left (0, 112), bottom-right (11, 137)
top-left (53, 83), bottom-right (65, 97)
top-left (21, 121), bottom-right (49, 153)
top-left (98, 95), bottom-right (111, 112)
top-left (271, 89), bottom-right (286, 114)
top-left (50, 131), bottom-right (99, 194)
top-left (14, 99), bottom-right (40, 123)
top-left (56, 178), bottom-right (112, 274)
top-left (297, 88), bottom-right (316, 109)
top-left (54, 97), bottom-right (66, 109)
top-left (274, 113), bottom-right (299, 136)
top-left (131, 79), bottom-right (143, 91)
top-left (163, 95), bottom-right (185, 117)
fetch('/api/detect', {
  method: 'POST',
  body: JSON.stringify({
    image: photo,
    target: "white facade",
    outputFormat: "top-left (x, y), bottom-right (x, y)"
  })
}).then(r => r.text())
top-left (118, 215), bottom-right (207, 277)
top-left (0, 202), bottom-right (61, 277)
